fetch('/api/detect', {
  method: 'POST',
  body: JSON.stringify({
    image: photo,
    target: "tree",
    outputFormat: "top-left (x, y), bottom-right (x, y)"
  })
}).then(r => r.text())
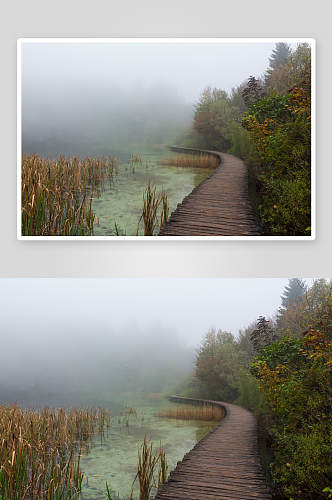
top-left (268, 42), bottom-right (292, 69)
top-left (250, 329), bottom-right (332, 497)
top-left (265, 43), bottom-right (311, 95)
top-left (277, 279), bottom-right (332, 339)
top-left (195, 328), bottom-right (241, 401)
top-left (193, 85), bottom-right (234, 151)
top-left (242, 76), bottom-right (266, 108)
top-left (250, 316), bottom-right (278, 352)
top-left (280, 278), bottom-right (307, 308)
top-left (241, 75), bottom-right (311, 235)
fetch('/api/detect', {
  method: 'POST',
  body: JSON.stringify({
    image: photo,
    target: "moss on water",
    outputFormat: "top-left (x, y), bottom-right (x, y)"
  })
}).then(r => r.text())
top-left (91, 147), bottom-right (216, 236)
top-left (79, 397), bottom-right (218, 500)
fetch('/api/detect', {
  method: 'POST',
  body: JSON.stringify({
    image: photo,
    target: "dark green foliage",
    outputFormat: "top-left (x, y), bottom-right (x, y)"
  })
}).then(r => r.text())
top-left (241, 84), bottom-right (311, 235)
top-left (250, 331), bottom-right (332, 498)
top-left (243, 93), bottom-right (291, 123)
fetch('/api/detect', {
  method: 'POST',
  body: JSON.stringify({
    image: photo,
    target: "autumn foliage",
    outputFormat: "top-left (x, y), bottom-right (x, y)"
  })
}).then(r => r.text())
top-left (183, 280), bottom-right (332, 499)
top-left (250, 330), bottom-right (332, 498)
top-left (181, 43), bottom-right (313, 236)
top-left (242, 77), bottom-right (311, 235)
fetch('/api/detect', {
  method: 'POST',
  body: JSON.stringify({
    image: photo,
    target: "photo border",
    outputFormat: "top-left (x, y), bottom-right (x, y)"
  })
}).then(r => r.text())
top-left (17, 37), bottom-right (316, 241)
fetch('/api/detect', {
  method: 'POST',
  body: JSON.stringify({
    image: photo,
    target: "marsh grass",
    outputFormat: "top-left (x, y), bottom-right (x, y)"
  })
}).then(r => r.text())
top-left (117, 404), bottom-right (139, 428)
top-left (0, 403), bottom-right (113, 500)
top-left (127, 154), bottom-right (143, 166)
top-left (154, 403), bottom-right (225, 422)
top-left (159, 189), bottom-right (169, 229)
top-left (130, 435), bottom-right (168, 500)
top-left (157, 153), bottom-right (220, 170)
top-left (140, 181), bottom-right (169, 236)
top-left (21, 152), bottom-right (119, 236)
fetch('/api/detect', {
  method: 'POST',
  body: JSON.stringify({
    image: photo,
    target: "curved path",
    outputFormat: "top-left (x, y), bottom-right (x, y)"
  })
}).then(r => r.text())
top-left (155, 396), bottom-right (271, 500)
top-left (158, 147), bottom-right (260, 237)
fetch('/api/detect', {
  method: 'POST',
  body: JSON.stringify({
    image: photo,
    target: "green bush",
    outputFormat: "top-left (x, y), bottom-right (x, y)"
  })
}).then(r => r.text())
top-left (241, 87), bottom-right (311, 236)
top-left (250, 331), bottom-right (332, 498)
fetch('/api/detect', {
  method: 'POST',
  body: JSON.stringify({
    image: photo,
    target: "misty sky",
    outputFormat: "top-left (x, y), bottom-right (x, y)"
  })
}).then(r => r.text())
top-left (21, 39), bottom-right (299, 104)
top-left (1, 278), bottom-right (312, 348)
top-left (20, 39), bottom-right (304, 157)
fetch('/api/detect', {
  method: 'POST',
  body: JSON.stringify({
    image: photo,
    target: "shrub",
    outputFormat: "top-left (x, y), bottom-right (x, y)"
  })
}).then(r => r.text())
top-left (250, 330), bottom-right (332, 498)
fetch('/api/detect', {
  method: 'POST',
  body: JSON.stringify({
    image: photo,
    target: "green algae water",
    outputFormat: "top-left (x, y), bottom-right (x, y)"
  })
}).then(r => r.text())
top-left (79, 396), bottom-right (219, 500)
top-left (91, 146), bottom-right (216, 236)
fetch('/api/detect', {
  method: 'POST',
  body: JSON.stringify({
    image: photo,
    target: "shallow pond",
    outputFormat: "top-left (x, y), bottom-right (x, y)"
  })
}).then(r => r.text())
top-left (79, 396), bottom-right (219, 500)
top-left (91, 146), bottom-right (216, 236)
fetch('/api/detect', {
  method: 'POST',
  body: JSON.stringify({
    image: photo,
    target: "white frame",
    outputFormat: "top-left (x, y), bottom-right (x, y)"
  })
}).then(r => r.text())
top-left (17, 38), bottom-right (316, 241)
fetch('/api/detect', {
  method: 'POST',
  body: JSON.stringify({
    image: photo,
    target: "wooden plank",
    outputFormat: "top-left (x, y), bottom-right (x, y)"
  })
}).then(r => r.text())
top-left (158, 147), bottom-right (260, 236)
top-left (155, 396), bottom-right (272, 500)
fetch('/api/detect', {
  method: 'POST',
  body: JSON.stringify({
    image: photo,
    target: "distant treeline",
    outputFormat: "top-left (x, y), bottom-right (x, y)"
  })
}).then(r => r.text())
top-left (22, 81), bottom-right (193, 157)
top-left (0, 323), bottom-right (195, 405)
top-left (179, 278), bottom-right (332, 499)
top-left (175, 43), bottom-right (311, 236)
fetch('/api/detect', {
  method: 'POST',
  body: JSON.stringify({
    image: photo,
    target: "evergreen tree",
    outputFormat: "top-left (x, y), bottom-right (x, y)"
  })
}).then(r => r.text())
top-left (280, 278), bottom-right (307, 308)
top-left (268, 43), bottom-right (292, 69)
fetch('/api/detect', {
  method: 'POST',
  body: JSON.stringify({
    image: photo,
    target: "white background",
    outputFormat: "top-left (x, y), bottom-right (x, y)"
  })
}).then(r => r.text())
top-left (1, 0), bottom-right (330, 278)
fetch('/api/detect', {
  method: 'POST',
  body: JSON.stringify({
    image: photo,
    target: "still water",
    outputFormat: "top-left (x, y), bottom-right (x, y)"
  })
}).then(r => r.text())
top-left (79, 396), bottom-right (218, 500)
top-left (90, 146), bottom-right (216, 236)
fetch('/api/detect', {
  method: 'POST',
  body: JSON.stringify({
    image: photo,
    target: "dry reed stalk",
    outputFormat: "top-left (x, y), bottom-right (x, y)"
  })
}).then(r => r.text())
top-left (157, 153), bottom-right (219, 169)
top-left (131, 435), bottom-right (169, 500)
top-left (154, 403), bottom-right (224, 422)
top-left (157, 444), bottom-right (168, 488)
top-left (159, 189), bottom-right (169, 229)
top-left (0, 403), bottom-right (112, 500)
top-left (21, 152), bottom-right (119, 236)
top-left (142, 181), bottom-right (161, 236)
top-left (127, 153), bottom-right (143, 165)
top-left (140, 182), bottom-right (170, 236)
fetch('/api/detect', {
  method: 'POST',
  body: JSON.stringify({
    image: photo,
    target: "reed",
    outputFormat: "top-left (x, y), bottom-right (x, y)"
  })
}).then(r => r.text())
top-left (141, 181), bottom-right (160, 236)
top-left (154, 403), bottom-right (224, 422)
top-left (159, 189), bottom-right (169, 229)
top-left (0, 403), bottom-right (113, 500)
top-left (21, 152), bottom-right (119, 236)
top-left (141, 182), bottom-right (169, 236)
top-left (157, 153), bottom-right (220, 169)
top-left (131, 435), bottom-right (169, 500)
top-left (127, 153), bottom-right (143, 166)
top-left (157, 444), bottom-right (168, 488)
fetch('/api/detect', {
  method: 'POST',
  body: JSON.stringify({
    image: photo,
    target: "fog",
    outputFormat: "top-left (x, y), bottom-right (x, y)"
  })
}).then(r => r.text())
top-left (1, 278), bottom-right (308, 406)
top-left (20, 40), bottom-right (298, 156)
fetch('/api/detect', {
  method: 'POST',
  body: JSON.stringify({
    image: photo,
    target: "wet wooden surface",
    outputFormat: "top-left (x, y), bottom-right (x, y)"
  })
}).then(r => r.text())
top-left (158, 147), bottom-right (260, 237)
top-left (155, 396), bottom-right (272, 500)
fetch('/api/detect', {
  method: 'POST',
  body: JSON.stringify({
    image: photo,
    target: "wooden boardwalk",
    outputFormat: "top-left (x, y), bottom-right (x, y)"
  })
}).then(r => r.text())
top-left (155, 396), bottom-right (272, 500)
top-left (158, 147), bottom-right (260, 237)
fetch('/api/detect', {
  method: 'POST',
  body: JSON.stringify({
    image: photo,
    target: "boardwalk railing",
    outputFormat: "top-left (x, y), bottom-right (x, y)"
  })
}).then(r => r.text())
top-left (158, 146), bottom-right (260, 237)
top-left (155, 395), bottom-right (272, 500)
